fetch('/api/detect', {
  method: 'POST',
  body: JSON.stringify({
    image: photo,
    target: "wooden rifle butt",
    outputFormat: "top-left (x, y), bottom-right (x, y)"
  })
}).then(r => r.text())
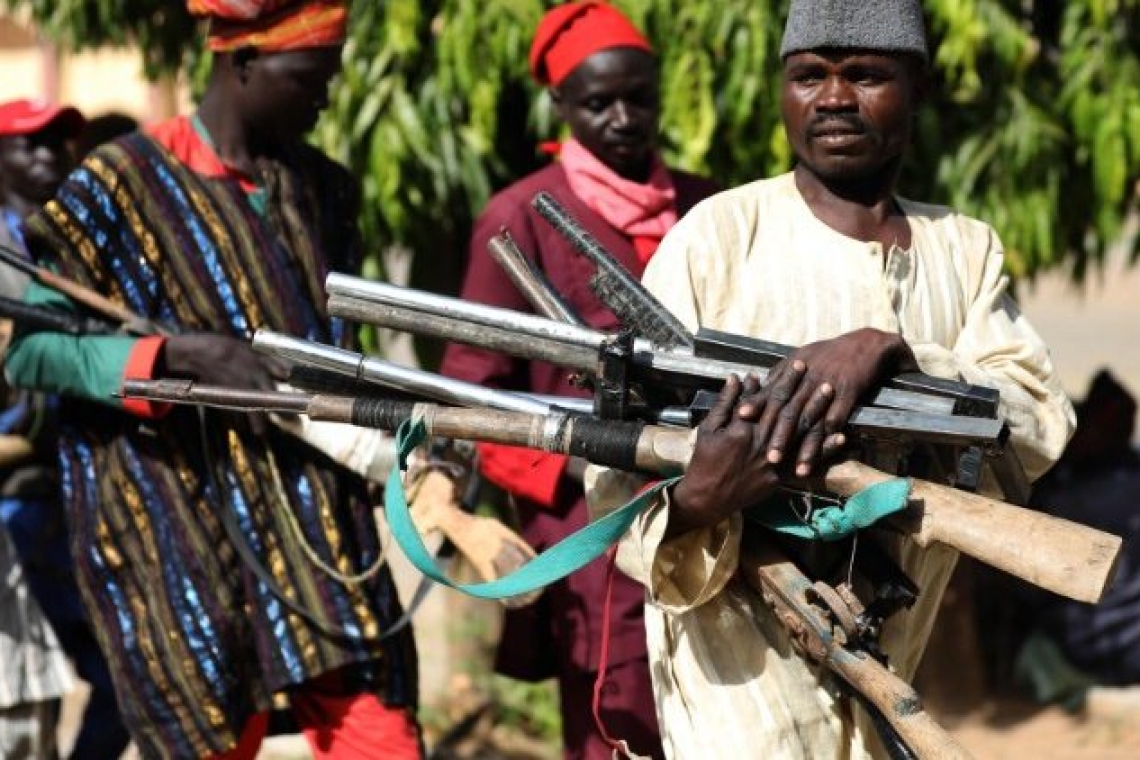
top-left (818, 460), bottom-right (1121, 604)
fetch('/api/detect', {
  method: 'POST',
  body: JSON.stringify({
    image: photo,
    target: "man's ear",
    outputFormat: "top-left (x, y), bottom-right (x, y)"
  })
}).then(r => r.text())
top-left (232, 46), bottom-right (259, 84)
top-left (908, 57), bottom-right (931, 107)
top-left (549, 86), bottom-right (567, 121)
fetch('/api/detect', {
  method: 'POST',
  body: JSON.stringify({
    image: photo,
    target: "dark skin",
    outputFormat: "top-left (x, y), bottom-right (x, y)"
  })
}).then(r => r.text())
top-left (552, 46), bottom-right (660, 480)
top-left (669, 50), bottom-right (927, 534)
top-left (160, 45), bottom-right (343, 399)
top-left (667, 375), bottom-right (781, 538)
top-left (0, 119), bottom-right (76, 220)
top-left (551, 47), bottom-right (660, 182)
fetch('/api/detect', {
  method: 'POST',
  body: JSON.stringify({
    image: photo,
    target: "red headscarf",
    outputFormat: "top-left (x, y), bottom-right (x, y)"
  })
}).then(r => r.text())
top-left (529, 2), bottom-right (653, 86)
top-left (187, 0), bottom-right (348, 52)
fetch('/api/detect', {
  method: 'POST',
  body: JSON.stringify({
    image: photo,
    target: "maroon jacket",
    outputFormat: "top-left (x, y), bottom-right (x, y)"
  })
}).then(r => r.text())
top-left (440, 162), bottom-right (718, 677)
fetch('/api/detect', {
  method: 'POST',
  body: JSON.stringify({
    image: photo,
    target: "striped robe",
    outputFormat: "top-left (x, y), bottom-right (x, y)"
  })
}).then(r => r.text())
top-left (7, 133), bottom-right (416, 759)
top-left (588, 172), bottom-right (1074, 759)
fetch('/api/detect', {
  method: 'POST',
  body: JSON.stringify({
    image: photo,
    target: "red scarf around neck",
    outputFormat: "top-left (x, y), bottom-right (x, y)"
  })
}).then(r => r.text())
top-left (559, 138), bottom-right (677, 265)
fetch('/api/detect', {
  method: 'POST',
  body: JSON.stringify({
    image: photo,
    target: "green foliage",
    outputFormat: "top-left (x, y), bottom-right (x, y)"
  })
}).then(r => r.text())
top-left (919, 0), bottom-right (1140, 278)
top-left (7, 0), bottom-right (1140, 283)
top-left (319, 0), bottom-right (1140, 284)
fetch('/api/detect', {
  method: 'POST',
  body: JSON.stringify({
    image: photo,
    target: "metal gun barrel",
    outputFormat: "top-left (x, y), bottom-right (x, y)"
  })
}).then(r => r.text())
top-left (327, 273), bottom-right (602, 350)
top-left (326, 295), bottom-right (599, 369)
top-left (325, 278), bottom-right (956, 418)
top-left (251, 330), bottom-right (554, 416)
top-left (486, 233), bottom-right (586, 326)
top-left (530, 192), bottom-right (694, 349)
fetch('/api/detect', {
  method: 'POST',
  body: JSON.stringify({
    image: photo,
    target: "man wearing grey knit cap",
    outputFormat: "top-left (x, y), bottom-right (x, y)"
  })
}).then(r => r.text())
top-left (585, 0), bottom-right (1074, 757)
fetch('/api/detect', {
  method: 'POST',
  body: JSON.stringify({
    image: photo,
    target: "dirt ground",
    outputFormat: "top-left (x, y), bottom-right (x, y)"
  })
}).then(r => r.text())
top-left (61, 684), bottom-right (1140, 759)
top-left (943, 693), bottom-right (1140, 760)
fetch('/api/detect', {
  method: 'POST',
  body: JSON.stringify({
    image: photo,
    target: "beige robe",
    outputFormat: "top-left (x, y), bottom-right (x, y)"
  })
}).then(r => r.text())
top-left (587, 172), bottom-right (1075, 759)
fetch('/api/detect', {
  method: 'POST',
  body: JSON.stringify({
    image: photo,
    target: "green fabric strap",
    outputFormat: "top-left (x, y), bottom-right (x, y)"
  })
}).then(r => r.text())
top-left (747, 479), bottom-right (912, 541)
top-left (384, 418), bottom-right (679, 599)
top-left (385, 418), bottom-right (913, 599)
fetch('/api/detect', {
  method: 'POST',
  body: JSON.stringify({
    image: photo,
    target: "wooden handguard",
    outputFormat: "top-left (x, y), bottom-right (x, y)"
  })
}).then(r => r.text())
top-left (818, 460), bottom-right (1121, 604)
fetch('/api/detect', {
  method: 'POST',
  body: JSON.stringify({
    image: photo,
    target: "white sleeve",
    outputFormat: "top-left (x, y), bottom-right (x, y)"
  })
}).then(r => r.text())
top-left (585, 465), bottom-right (741, 614)
top-left (910, 222), bottom-right (1075, 481)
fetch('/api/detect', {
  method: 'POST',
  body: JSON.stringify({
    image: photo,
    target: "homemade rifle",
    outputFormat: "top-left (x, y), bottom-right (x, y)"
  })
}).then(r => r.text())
top-left (739, 540), bottom-right (972, 759)
top-left (0, 295), bottom-right (113, 336)
top-left (322, 275), bottom-right (1026, 501)
top-left (528, 192), bottom-right (1031, 503)
top-left (122, 376), bottom-right (1121, 606)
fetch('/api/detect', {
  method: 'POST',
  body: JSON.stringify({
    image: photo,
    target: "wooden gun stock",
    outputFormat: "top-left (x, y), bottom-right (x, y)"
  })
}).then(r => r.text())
top-left (818, 461), bottom-right (1120, 604)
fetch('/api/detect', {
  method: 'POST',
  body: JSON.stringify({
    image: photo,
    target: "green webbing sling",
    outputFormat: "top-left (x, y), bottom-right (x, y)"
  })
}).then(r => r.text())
top-left (385, 418), bottom-right (911, 600)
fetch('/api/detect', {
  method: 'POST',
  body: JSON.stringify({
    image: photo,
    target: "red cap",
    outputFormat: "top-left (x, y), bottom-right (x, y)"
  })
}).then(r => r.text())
top-left (0, 99), bottom-right (86, 139)
top-left (529, 2), bottom-right (653, 87)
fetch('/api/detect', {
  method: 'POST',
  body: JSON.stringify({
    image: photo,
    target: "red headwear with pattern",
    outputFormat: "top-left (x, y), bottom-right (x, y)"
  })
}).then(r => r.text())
top-left (529, 2), bottom-right (653, 86)
top-left (187, 0), bottom-right (348, 53)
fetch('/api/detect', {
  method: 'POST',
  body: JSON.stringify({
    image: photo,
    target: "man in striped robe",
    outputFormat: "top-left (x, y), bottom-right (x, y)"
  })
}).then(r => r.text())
top-left (4, 2), bottom-right (420, 758)
top-left (588, 0), bottom-right (1075, 757)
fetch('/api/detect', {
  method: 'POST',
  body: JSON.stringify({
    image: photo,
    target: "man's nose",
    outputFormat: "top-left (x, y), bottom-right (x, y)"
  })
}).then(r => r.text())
top-left (33, 143), bottom-right (58, 161)
top-left (611, 101), bottom-right (637, 130)
top-left (816, 76), bottom-right (857, 112)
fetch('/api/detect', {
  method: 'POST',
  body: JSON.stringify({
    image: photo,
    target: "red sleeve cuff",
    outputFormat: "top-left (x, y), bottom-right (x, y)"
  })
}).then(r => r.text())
top-left (636, 478), bottom-right (663, 497)
top-left (120, 336), bottom-right (173, 419)
top-left (476, 442), bottom-right (568, 508)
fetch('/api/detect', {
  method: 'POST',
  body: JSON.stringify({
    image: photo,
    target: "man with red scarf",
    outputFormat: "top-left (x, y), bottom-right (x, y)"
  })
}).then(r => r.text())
top-left (5, 2), bottom-right (421, 758)
top-left (440, 3), bottom-right (717, 758)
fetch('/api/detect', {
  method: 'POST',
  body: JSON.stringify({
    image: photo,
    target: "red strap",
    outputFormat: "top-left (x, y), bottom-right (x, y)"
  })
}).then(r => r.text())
top-left (592, 545), bottom-right (626, 755)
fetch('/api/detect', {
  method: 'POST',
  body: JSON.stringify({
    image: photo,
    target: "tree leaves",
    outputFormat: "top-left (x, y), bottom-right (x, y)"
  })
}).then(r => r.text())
top-left (5, 0), bottom-right (1140, 283)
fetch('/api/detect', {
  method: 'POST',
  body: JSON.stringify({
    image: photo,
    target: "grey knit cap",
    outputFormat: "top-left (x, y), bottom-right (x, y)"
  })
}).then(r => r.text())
top-left (780, 0), bottom-right (929, 61)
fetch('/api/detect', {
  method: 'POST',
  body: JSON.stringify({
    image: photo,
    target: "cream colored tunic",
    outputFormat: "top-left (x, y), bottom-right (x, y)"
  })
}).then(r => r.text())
top-left (587, 172), bottom-right (1075, 759)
